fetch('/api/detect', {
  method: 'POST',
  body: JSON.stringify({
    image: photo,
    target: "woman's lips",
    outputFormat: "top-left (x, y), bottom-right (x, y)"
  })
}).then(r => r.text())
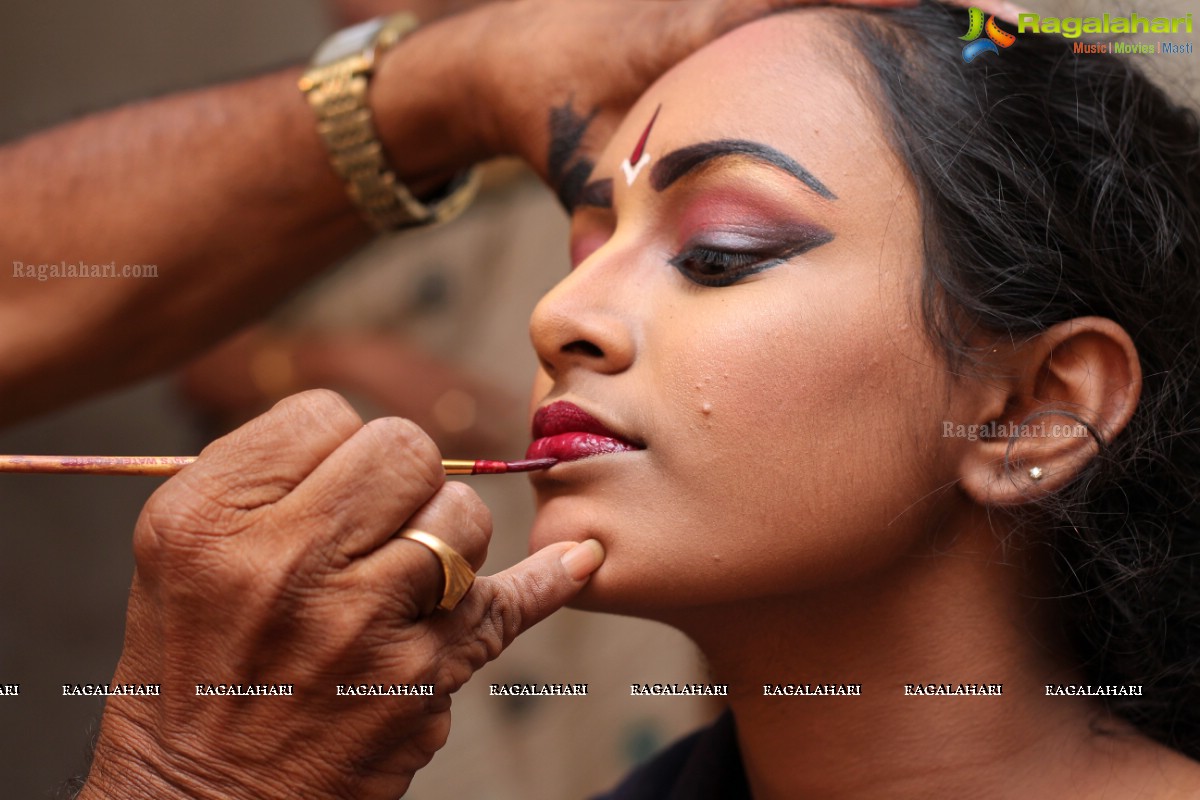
top-left (526, 432), bottom-right (639, 462)
top-left (527, 401), bottom-right (643, 464)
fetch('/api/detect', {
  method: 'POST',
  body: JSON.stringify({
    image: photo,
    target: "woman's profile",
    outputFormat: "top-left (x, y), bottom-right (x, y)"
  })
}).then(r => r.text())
top-left (522, 2), bottom-right (1200, 796)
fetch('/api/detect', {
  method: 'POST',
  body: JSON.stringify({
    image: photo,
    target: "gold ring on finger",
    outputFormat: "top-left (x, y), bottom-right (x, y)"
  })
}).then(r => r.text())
top-left (398, 529), bottom-right (476, 611)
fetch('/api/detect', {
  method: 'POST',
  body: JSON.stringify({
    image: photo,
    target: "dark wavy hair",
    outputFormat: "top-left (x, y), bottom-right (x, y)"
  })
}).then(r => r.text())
top-left (839, 1), bottom-right (1200, 757)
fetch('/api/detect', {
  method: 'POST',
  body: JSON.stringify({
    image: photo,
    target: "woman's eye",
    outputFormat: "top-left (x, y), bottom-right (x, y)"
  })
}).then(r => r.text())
top-left (668, 246), bottom-right (780, 287)
top-left (669, 230), bottom-right (833, 288)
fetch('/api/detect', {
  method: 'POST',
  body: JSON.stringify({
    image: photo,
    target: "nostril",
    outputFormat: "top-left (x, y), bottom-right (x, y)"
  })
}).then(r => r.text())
top-left (563, 340), bottom-right (604, 358)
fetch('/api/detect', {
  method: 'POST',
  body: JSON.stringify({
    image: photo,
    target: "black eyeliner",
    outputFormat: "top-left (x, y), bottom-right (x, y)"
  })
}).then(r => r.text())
top-left (669, 231), bottom-right (834, 288)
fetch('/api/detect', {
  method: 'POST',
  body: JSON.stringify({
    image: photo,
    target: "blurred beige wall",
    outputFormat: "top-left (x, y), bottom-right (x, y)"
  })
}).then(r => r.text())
top-left (0, 1), bottom-right (326, 141)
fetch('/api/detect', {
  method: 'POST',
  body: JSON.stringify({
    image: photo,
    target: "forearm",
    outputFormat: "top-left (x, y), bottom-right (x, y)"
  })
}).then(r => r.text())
top-left (0, 20), bottom-right (477, 425)
top-left (0, 67), bottom-right (361, 423)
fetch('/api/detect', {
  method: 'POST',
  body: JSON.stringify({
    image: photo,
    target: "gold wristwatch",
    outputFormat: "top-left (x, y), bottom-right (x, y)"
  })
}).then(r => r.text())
top-left (299, 13), bottom-right (480, 231)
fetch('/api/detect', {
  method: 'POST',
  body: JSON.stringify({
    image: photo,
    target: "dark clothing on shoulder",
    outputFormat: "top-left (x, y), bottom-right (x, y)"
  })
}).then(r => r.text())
top-left (592, 712), bottom-right (751, 800)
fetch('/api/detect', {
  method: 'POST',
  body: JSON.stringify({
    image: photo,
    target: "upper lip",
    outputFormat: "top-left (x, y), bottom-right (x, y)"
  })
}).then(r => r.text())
top-left (531, 400), bottom-right (642, 446)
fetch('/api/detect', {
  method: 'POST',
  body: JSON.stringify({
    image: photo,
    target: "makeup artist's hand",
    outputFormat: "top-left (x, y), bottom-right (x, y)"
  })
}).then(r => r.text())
top-left (78, 390), bottom-right (604, 800)
top-left (374, 0), bottom-right (915, 208)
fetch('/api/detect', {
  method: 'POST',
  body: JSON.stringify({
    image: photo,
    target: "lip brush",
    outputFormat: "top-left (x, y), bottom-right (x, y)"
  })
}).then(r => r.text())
top-left (0, 455), bottom-right (557, 478)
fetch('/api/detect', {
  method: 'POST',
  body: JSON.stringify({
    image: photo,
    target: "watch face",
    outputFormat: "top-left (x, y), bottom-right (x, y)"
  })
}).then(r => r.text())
top-left (312, 17), bottom-right (384, 66)
top-left (310, 13), bottom-right (418, 69)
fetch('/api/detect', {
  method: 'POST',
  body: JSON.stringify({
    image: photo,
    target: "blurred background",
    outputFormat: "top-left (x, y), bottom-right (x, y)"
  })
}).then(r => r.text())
top-left (0, 1), bottom-right (1193, 798)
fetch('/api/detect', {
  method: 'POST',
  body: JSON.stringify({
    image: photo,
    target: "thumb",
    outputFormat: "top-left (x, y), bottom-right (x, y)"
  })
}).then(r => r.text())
top-left (470, 539), bottom-right (605, 654)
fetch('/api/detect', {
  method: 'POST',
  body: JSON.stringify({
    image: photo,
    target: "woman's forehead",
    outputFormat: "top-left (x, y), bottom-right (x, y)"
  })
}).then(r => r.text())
top-left (592, 12), bottom-right (905, 216)
top-left (607, 12), bottom-right (863, 145)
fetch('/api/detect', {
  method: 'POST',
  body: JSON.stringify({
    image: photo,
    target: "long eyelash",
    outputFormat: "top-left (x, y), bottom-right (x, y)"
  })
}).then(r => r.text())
top-left (687, 248), bottom-right (761, 271)
top-left (668, 247), bottom-right (781, 288)
top-left (669, 232), bottom-right (834, 288)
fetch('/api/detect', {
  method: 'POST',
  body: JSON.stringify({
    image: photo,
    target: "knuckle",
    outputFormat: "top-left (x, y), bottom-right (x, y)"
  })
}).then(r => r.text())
top-left (274, 389), bottom-right (362, 437)
top-left (134, 485), bottom-right (304, 603)
top-left (366, 417), bottom-right (443, 497)
top-left (156, 482), bottom-right (245, 533)
top-left (473, 590), bottom-right (525, 664)
top-left (433, 633), bottom-right (491, 689)
top-left (133, 482), bottom-right (237, 572)
top-left (440, 482), bottom-right (493, 542)
top-left (387, 629), bottom-right (470, 692)
top-left (480, 600), bottom-right (517, 662)
top-left (130, 515), bottom-right (163, 576)
top-left (504, 569), bottom-right (558, 630)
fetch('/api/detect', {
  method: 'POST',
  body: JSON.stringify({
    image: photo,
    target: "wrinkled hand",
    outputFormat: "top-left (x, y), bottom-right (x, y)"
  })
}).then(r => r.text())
top-left (79, 390), bottom-right (603, 800)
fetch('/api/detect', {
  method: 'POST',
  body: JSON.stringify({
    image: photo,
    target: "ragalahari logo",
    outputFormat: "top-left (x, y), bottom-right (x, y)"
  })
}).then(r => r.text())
top-left (961, 7), bottom-right (1017, 62)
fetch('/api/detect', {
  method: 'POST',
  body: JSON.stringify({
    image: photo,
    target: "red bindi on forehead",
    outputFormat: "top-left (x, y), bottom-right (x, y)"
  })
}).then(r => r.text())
top-left (621, 104), bottom-right (662, 186)
top-left (628, 104), bottom-right (662, 165)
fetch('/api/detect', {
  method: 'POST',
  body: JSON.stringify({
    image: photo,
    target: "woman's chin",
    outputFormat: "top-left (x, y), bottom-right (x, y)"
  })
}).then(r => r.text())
top-left (529, 514), bottom-right (644, 614)
top-left (560, 571), bottom-right (668, 618)
top-left (527, 496), bottom-right (618, 556)
top-left (526, 514), bottom-right (574, 555)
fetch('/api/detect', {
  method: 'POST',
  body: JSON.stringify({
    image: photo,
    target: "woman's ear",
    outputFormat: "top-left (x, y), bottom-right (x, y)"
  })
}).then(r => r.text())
top-left (956, 317), bottom-right (1142, 506)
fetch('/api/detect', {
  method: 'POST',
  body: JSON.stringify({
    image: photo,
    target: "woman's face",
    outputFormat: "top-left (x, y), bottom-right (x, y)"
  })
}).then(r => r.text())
top-left (527, 13), bottom-right (966, 616)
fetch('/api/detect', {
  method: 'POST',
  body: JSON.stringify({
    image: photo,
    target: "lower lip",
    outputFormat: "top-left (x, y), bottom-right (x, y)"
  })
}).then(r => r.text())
top-left (526, 433), bottom-right (640, 463)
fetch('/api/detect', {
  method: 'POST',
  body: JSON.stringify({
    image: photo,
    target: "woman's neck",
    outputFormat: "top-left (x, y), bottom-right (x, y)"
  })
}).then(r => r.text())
top-left (670, 511), bottom-right (1136, 799)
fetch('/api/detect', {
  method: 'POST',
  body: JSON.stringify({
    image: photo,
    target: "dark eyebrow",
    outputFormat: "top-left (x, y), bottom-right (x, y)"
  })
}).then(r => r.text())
top-left (575, 178), bottom-right (614, 210)
top-left (650, 139), bottom-right (837, 200)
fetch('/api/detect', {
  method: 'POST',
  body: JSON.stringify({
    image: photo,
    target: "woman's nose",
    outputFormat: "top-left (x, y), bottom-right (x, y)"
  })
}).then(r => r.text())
top-left (529, 261), bottom-right (638, 380)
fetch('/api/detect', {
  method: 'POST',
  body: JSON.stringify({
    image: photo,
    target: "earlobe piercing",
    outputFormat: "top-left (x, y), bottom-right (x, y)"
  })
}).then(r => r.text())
top-left (1028, 466), bottom-right (1045, 482)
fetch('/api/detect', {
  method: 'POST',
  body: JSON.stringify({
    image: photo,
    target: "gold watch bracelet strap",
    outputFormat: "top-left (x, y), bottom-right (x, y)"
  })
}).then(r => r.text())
top-left (300, 16), bottom-right (479, 231)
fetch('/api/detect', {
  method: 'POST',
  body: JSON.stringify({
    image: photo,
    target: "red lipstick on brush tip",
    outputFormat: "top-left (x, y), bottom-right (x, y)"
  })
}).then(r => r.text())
top-left (526, 401), bottom-right (643, 464)
top-left (469, 458), bottom-right (558, 474)
top-left (441, 458), bottom-right (558, 475)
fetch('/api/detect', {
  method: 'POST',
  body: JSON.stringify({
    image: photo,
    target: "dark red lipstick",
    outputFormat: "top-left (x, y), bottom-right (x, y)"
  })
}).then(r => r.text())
top-left (527, 401), bottom-right (643, 464)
